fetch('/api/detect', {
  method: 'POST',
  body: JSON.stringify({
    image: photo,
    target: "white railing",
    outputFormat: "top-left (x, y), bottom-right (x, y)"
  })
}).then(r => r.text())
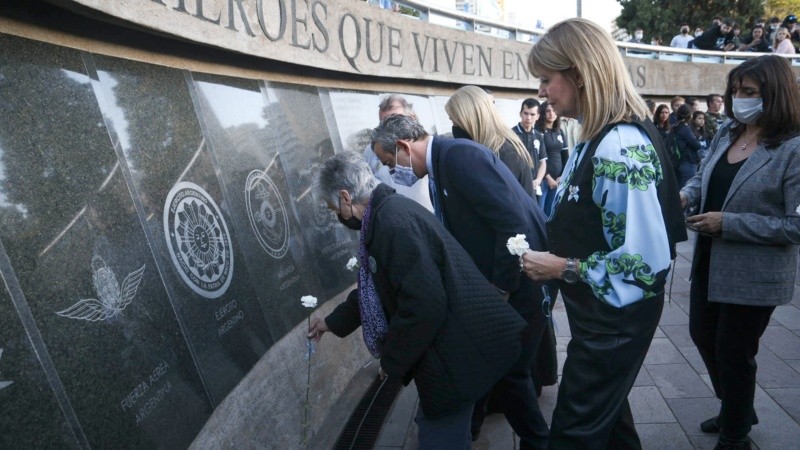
top-left (393, 0), bottom-right (800, 66)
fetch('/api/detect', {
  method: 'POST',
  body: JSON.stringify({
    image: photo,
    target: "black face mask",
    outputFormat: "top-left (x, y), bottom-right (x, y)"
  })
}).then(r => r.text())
top-left (451, 125), bottom-right (473, 140)
top-left (337, 199), bottom-right (362, 230)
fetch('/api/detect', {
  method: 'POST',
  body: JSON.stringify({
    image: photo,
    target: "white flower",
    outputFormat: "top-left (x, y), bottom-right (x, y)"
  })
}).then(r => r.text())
top-left (506, 234), bottom-right (530, 256)
top-left (796, 204), bottom-right (800, 215)
top-left (300, 295), bottom-right (318, 308)
top-left (346, 256), bottom-right (359, 271)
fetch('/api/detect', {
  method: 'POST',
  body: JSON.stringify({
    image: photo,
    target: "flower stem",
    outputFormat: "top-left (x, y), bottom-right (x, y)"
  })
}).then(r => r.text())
top-left (302, 314), bottom-right (312, 446)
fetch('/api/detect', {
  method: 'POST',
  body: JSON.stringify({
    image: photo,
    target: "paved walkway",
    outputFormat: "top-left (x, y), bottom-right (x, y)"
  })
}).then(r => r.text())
top-left (375, 238), bottom-right (800, 450)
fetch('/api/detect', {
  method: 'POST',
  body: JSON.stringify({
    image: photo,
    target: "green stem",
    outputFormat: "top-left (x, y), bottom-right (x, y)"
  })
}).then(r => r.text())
top-left (302, 313), bottom-right (312, 446)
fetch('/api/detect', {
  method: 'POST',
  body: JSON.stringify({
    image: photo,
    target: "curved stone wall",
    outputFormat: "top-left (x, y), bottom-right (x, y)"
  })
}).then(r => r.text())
top-left (2, 1), bottom-right (798, 448)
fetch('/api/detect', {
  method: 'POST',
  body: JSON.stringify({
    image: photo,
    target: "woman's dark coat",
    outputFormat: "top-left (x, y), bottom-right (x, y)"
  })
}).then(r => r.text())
top-left (325, 184), bottom-right (526, 419)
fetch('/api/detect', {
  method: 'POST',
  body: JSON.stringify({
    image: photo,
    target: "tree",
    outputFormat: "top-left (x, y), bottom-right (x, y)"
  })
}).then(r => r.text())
top-left (616, 0), bottom-right (765, 42)
top-left (764, 0), bottom-right (800, 21)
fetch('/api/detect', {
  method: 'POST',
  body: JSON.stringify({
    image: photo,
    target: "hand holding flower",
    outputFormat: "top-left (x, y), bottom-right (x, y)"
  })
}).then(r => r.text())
top-left (308, 314), bottom-right (329, 342)
top-left (506, 234), bottom-right (530, 256)
top-left (521, 251), bottom-right (567, 281)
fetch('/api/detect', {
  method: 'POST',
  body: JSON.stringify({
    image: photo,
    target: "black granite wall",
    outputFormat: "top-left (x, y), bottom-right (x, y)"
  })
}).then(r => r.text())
top-left (0, 31), bottom-right (457, 448)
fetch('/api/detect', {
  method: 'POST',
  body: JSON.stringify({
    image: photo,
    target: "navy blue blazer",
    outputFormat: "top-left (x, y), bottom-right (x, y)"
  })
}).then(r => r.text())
top-left (429, 136), bottom-right (548, 314)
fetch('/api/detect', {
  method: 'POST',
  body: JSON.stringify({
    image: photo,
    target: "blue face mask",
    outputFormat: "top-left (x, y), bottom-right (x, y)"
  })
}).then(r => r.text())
top-left (732, 97), bottom-right (763, 124)
top-left (390, 147), bottom-right (418, 187)
top-left (391, 164), bottom-right (418, 187)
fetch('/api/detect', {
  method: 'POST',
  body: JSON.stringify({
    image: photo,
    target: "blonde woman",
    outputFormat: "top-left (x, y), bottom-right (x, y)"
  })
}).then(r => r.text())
top-left (445, 85), bottom-right (536, 197)
top-left (773, 27), bottom-right (795, 54)
top-left (520, 18), bottom-right (685, 449)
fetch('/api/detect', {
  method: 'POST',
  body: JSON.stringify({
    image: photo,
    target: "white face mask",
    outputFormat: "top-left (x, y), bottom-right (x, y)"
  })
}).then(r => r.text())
top-left (732, 97), bottom-right (763, 124)
top-left (634, 32), bottom-right (643, 40)
top-left (695, 31), bottom-right (703, 37)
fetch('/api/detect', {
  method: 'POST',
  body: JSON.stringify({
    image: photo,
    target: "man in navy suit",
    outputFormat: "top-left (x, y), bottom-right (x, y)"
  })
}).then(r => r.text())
top-left (372, 114), bottom-right (549, 449)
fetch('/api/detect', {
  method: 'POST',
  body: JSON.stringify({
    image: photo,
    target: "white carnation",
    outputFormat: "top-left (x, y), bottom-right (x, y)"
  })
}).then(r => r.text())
top-left (346, 256), bottom-right (359, 271)
top-left (506, 234), bottom-right (530, 256)
top-left (300, 295), bottom-right (318, 308)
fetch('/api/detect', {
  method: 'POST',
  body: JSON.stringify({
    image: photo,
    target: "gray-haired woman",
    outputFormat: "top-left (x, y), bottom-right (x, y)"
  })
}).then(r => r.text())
top-left (308, 151), bottom-right (526, 449)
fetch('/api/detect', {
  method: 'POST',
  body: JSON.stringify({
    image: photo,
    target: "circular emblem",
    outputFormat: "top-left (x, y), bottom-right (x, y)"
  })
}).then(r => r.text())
top-left (163, 182), bottom-right (233, 299)
top-left (245, 170), bottom-right (290, 259)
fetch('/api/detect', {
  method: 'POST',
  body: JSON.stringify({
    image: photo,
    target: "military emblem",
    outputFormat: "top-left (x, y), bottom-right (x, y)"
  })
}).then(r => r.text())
top-left (164, 182), bottom-right (233, 299)
top-left (56, 255), bottom-right (145, 322)
top-left (245, 170), bottom-right (289, 259)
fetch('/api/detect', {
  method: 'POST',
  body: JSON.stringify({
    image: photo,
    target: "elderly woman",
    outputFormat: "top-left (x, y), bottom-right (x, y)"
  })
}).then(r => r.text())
top-left (308, 152), bottom-right (526, 449)
top-left (520, 18), bottom-right (684, 449)
top-left (445, 85), bottom-right (535, 197)
top-left (682, 55), bottom-right (800, 450)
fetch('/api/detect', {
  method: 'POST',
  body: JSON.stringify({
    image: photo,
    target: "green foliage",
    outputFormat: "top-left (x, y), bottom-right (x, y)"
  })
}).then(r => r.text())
top-left (616, 0), bottom-right (765, 41)
top-left (765, 0), bottom-right (800, 20)
top-left (398, 5), bottom-right (421, 17)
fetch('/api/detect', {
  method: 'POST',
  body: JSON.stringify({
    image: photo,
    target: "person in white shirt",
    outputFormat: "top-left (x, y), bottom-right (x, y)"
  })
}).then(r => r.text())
top-left (670, 24), bottom-right (694, 48)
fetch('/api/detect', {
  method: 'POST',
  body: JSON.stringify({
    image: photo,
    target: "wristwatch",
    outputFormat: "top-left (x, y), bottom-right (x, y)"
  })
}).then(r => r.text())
top-left (561, 258), bottom-right (580, 284)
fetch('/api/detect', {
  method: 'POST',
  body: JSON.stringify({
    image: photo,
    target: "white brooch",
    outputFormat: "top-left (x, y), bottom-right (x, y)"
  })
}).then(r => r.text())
top-left (568, 185), bottom-right (580, 202)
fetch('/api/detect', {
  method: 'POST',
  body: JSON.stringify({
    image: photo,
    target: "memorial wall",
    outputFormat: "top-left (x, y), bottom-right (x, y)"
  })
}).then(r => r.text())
top-left (0, 15), bottom-right (491, 449)
top-left (1, 0), bottom-right (782, 448)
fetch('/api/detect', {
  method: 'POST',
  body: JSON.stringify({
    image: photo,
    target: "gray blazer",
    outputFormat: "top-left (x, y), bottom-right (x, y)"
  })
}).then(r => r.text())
top-left (681, 123), bottom-right (800, 306)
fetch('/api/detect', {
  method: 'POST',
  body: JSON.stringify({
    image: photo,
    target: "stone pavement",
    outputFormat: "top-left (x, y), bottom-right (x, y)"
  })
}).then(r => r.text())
top-left (375, 238), bottom-right (800, 450)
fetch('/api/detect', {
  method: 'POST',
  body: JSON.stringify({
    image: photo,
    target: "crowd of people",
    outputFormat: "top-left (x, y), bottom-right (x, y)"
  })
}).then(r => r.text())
top-left (306, 17), bottom-right (800, 450)
top-left (637, 14), bottom-right (800, 55)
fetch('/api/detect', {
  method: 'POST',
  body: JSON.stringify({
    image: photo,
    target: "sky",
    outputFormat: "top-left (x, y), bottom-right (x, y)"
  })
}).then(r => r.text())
top-left (424, 0), bottom-right (623, 32)
top-left (509, 0), bottom-right (622, 31)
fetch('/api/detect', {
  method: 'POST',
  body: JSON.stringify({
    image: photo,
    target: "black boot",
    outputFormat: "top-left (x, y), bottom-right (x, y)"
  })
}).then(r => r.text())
top-left (700, 411), bottom-right (759, 433)
top-left (713, 435), bottom-right (752, 450)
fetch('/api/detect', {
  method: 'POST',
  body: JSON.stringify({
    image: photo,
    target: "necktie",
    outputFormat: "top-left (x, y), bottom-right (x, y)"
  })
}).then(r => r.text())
top-left (428, 177), bottom-right (445, 225)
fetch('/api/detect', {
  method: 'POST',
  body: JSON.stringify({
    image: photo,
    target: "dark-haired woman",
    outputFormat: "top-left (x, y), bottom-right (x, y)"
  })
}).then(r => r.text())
top-left (672, 104), bottom-right (702, 188)
top-left (681, 54), bottom-right (800, 450)
top-left (691, 111), bottom-right (714, 163)
top-left (535, 102), bottom-right (569, 216)
top-left (653, 104), bottom-right (671, 146)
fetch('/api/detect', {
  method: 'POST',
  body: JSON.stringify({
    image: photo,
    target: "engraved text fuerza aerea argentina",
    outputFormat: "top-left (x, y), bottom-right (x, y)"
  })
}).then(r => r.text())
top-left (119, 360), bottom-right (172, 426)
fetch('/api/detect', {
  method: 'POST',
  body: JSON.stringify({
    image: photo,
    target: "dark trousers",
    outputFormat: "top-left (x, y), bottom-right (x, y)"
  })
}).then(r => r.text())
top-left (689, 255), bottom-right (774, 439)
top-left (549, 289), bottom-right (663, 450)
top-left (416, 403), bottom-right (473, 450)
top-left (471, 305), bottom-right (549, 449)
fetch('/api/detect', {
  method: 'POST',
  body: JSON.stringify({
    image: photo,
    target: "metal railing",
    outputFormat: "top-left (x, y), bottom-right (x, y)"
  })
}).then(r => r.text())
top-left (393, 0), bottom-right (800, 66)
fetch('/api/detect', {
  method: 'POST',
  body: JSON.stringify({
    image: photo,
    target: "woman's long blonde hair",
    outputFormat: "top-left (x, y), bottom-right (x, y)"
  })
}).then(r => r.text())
top-left (445, 85), bottom-right (533, 167)
top-left (527, 18), bottom-right (650, 142)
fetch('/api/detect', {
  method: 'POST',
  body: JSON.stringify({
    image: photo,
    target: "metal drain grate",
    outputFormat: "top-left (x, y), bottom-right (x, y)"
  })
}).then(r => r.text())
top-left (333, 375), bottom-right (403, 450)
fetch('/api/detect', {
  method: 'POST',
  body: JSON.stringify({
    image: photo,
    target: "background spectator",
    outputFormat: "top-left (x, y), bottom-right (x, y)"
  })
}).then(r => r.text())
top-left (773, 27), bottom-right (795, 54)
top-left (739, 25), bottom-right (770, 52)
top-left (705, 93), bottom-right (727, 137)
top-left (671, 24), bottom-right (693, 48)
top-left (692, 18), bottom-right (736, 51)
